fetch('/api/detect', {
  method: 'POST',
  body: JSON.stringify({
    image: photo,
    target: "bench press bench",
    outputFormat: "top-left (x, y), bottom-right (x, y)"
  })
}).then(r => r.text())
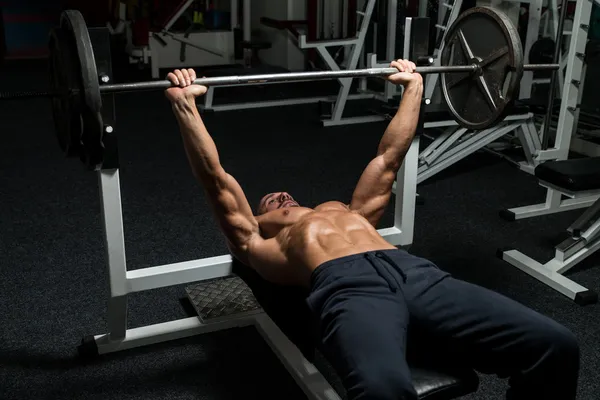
top-left (185, 260), bottom-right (479, 399)
top-left (499, 156), bottom-right (600, 304)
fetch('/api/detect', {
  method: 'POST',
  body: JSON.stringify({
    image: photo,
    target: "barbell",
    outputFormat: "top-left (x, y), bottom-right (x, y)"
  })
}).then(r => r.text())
top-left (1, 7), bottom-right (558, 170)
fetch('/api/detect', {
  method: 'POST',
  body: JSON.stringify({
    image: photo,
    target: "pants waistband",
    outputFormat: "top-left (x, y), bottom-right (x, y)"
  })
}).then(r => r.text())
top-left (310, 249), bottom-right (408, 291)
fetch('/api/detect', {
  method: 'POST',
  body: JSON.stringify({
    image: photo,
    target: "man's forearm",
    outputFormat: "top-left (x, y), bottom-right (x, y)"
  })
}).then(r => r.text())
top-left (378, 81), bottom-right (424, 168)
top-left (172, 96), bottom-right (224, 182)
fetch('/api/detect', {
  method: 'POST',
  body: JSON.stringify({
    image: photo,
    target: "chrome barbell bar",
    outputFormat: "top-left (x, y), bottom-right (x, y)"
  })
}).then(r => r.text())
top-left (98, 64), bottom-right (560, 93)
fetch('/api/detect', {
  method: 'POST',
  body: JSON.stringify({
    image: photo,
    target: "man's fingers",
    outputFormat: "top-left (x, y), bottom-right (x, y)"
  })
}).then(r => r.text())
top-left (393, 59), bottom-right (418, 73)
top-left (391, 60), bottom-right (404, 72)
top-left (181, 69), bottom-right (192, 86)
top-left (173, 69), bottom-right (185, 87)
top-left (167, 69), bottom-right (198, 86)
top-left (401, 59), bottom-right (411, 73)
top-left (174, 70), bottom-right (186, 87)
top-left (167, 72), bottom-right (179, 86)
top-left (399, 60), bottom-right (408, 72)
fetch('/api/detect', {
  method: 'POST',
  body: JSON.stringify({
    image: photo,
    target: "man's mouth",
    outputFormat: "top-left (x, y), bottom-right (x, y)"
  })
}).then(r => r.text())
top-left (282, 201), bottom-right (297, 208)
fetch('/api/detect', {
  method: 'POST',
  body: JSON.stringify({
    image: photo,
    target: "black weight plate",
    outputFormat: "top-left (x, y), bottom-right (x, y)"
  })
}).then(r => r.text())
top-left (529, 37), bottom-right (555, 64)
top-left (529, 37), bottom-right (555, 79)
top-left (441, 7), bottom-right (524, 130)
top-left (60, 10), bottom-right (104, 170)
top-left (48, 28), bottom-right (82, 157)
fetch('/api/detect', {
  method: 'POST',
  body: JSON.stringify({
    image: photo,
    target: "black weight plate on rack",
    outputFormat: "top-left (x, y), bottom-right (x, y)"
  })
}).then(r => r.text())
top-left (529, 37), bottom-right (555, 64)
top-left (60, 10), bottom-right (104, 170)
top-left (48, 27), bottom-right (82, 157)
top-left (441, 7), bottom-right (524, 130)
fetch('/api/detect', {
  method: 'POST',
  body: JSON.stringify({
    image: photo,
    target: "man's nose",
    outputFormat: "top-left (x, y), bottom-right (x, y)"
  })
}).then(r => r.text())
top-left (280, 193), bottom-right (291, 201)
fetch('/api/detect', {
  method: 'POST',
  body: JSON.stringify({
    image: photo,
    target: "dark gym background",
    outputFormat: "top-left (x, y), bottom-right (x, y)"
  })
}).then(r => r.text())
top-left (2, 1), bottom-right (600, 399)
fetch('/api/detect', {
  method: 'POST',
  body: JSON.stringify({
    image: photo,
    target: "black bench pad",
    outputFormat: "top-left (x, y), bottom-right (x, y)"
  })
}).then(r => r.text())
top-left (233, 260), bottom-right (479, 399)
top-left (535, 157), bottom-right (600, 192)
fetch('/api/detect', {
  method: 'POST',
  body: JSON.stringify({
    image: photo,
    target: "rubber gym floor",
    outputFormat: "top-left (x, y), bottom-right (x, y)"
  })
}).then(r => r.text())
top-left (1, 60), bottom-right (599, 400)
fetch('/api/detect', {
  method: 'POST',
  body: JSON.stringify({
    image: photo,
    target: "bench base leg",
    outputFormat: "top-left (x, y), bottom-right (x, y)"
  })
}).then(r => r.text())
top-left (501, 192), bottom-right (599, 221)
top-left (497, 248), bottom-right (599, 305)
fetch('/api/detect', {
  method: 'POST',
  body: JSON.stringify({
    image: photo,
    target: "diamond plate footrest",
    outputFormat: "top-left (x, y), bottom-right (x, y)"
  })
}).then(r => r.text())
top-left (185, 276), bottom-right (263, 323)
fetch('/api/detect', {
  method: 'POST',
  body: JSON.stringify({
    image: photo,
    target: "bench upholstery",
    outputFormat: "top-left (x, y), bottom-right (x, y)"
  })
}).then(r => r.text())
top-left (535, 157), bottom-right (600, 192)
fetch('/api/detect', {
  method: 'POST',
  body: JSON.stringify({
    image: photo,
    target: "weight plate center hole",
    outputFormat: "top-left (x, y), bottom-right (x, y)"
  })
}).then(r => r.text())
top-left (471, 57), bottom-right (484, 77)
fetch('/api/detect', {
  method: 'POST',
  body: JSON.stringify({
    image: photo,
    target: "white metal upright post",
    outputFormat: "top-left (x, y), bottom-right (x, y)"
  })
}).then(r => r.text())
top-left (98, 169), bottom-right (129, 341)
top-left (392, 138), bottom-right (419, 246)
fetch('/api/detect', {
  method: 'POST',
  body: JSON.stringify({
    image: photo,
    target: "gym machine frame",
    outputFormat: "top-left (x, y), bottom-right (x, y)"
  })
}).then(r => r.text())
top-left (503, 0), bottom-right (596, 219)
top-left (498, 0), bottom-right (600, 304)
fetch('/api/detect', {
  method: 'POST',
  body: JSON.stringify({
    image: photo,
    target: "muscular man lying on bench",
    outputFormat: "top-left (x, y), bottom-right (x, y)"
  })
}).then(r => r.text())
top-left (165, 61), bottom-right (579, 400)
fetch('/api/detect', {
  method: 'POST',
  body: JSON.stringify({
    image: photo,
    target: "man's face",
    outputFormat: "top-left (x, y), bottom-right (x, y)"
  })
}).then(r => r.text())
top-left (257, 192), bottom-right (299, 215)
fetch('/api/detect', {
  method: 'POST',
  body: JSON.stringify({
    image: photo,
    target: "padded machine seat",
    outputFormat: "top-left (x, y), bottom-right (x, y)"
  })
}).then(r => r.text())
top-left (535, 156), bottom-right (600, 192)
top-left (233, 260), bottom-right (480, 399)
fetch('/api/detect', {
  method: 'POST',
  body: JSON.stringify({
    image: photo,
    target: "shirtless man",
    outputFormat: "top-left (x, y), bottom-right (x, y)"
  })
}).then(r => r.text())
top-left (165, 61), bottom-right (579, 400)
